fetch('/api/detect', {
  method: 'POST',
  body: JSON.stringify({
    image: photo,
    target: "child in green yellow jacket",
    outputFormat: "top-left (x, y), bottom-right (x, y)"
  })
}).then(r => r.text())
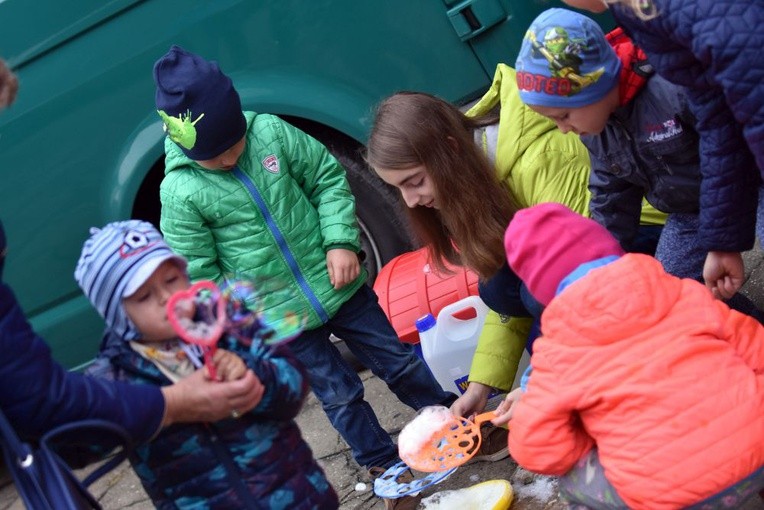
top-left (366, 68), bottom-right (665, 420)
top-left (153, 45), bottom-right (459, 509)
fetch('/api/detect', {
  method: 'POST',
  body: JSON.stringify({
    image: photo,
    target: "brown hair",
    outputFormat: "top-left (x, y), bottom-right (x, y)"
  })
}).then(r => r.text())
top-left (366, 92), bottom-right (518, 278)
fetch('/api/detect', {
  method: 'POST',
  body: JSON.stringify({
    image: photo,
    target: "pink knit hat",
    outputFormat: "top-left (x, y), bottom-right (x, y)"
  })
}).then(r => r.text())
top-left (504, 203), bottom-right (625, 306)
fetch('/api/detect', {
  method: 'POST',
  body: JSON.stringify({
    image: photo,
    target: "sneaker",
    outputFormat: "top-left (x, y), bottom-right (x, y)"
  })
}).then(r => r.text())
top-left (466, 423), bottom-right (509, 464)
top-left (368, 466), bottom-right (423, 510)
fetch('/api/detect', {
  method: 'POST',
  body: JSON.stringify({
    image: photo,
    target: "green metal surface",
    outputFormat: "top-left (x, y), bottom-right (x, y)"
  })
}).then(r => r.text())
top-left (0, 0), bottom-right (598, 368)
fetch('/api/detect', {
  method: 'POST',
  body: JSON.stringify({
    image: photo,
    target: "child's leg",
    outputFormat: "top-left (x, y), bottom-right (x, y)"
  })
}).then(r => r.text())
top-left (558, 448), bottom-right (629, 510)
top-left (757, 185), bottom-right (764, 246)
top-left (327, 285), bottom-right (456, 412)
top-left (656, 213), bottom-right (764, 322)
top-left (685, 464), bottom-right (764, 509)
top-left (288, 324), bottom-right (398, 469)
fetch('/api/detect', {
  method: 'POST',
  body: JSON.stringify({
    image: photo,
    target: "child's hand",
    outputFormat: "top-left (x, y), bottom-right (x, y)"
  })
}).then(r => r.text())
top-left (326, 248), bottom-right (360, 289)
top-left (491, 388), bottom-right (523, 426)
top-left (703, 251), bottom-right (745, 300)
top-left (208, 349), bottom-right (247, 382)
top-left (450, 382), bottom-right (492, 418)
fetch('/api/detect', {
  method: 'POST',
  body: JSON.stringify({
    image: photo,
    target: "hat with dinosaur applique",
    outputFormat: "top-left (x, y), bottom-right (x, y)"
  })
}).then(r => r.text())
top-left (153, 45), bottom-right (247, 160)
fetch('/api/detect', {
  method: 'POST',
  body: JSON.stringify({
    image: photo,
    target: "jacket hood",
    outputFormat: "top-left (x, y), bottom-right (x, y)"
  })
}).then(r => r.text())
top-left (465, 64), bottom-right (567, 177)
top-left (542, 254), bottom-right (683, 346)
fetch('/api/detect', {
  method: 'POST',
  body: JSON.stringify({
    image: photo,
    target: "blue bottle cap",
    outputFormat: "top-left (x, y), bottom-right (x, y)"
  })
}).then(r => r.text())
top-left (415, 313), bottom-right (436, 332)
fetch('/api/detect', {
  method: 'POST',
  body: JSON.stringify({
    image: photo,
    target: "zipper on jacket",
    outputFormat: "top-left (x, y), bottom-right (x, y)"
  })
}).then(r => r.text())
top-left (206, 424), bottom-right (259, 506)
top-left (232, 166), bottom-right (330, 323)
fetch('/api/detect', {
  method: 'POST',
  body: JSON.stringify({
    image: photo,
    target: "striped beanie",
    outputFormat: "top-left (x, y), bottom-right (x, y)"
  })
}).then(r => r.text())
top-left (74, 220), bottom-right (187, 340)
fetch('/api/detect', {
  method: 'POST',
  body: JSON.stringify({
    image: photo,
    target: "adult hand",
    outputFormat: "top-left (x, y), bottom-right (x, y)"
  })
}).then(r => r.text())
top-left (450, 382), bottom-right (492, 417)
top-left (491, 387), bottom-right (522, 426)
top-left (703, 251), bottom-right (745, 300)
top-left (0, 60), bottom-right (18, 109)
top-left (160, 368), bottom-right (264, 427)
top-left (326, 248), bottom-right (360, 289)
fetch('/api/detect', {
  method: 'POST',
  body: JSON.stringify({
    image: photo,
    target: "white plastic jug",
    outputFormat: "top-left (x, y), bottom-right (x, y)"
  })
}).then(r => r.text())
top-left (417, 295), bottom-right (489, 396)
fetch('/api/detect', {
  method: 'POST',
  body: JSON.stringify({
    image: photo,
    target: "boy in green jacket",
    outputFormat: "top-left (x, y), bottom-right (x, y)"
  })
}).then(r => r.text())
top-left (153, 45), bottom-right (458, 509)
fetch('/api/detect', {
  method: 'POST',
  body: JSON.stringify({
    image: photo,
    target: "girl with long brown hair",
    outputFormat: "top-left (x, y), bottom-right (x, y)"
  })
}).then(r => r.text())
top-left (366, 65), bottom-right (665, 420)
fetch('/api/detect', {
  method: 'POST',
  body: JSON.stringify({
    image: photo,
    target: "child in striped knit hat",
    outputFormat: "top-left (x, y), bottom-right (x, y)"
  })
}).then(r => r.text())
top-left (75, 219), bottom-right (338, 509)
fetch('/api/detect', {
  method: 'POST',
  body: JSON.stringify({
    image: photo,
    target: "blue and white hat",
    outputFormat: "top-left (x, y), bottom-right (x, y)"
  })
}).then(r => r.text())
top-left (74, 220), bottom-right (187, 340)
top-left (515, 8), bottom-right (621, 108)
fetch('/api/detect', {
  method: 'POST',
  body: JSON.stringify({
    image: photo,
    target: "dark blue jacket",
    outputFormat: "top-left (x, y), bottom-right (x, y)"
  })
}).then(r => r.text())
top-left (0, 252), bottom-right (163, 443)
top-left (582, 74), bottom-right (700, 249)
top-left (86, 333), bottom-right (338, 510)
top-left (611, 0), bottom-right (764, 252)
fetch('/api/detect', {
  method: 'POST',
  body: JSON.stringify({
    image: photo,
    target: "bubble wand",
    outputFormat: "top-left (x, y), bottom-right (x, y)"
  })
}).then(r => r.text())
top-left (398, 406), bottom-right (499, 472)
top-left (166, 280), bottom-right (226, 380)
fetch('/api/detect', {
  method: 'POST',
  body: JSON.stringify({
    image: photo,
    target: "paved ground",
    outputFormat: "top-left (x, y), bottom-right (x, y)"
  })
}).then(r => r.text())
top-left (2, 246), bottom-right (764, 509)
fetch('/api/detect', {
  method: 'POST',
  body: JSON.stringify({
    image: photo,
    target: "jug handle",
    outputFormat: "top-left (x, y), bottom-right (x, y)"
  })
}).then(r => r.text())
top-left (438, 295), bottom-right (488, 323)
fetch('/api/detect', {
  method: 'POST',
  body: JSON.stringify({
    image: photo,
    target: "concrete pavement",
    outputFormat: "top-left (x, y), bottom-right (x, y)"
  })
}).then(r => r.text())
top-left (2, 245), bottom-right (764, 509)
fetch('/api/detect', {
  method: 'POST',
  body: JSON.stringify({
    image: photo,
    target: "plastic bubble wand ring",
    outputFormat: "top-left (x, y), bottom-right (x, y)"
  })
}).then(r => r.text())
top-left (166, 280), bottom-right (227, 380)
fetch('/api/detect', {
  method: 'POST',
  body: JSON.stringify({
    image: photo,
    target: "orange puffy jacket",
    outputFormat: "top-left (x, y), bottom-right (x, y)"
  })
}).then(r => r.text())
top-left (508, 254), bottom-right (764, 509)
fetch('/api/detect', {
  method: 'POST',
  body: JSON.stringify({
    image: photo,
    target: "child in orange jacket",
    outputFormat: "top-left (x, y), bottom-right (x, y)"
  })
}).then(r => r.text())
top-left (498, 203), bottom-right (764, 509)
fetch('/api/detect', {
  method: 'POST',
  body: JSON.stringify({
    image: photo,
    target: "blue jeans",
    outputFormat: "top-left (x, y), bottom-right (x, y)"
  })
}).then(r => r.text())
top-left (288, 285), bottom-right (457, 469)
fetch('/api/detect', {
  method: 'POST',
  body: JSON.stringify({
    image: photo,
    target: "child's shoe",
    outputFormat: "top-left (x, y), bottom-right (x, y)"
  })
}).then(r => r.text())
top-left (466, 423), bottom-right (509, 464)
top-left (368, 466), bottom-right (423, 510)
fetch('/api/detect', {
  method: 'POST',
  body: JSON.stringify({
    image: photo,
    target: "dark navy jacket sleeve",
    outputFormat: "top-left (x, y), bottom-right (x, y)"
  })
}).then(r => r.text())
top-left (587, 155), bottom-right (644, 250)
top-left (0, 283), bottom-right (164, 443)
top-left (240, 342), bottom-right (308, 422)
top-left (612, 0), bottom-right (764, 252)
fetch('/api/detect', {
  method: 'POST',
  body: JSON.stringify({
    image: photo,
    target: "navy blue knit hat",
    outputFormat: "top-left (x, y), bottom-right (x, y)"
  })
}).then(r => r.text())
top-left (515, 8), bottom-right (621, 108)
top-left (75, 220), bottom-right (187, 340)
top-left (153, 45), bottom-right (247, 160)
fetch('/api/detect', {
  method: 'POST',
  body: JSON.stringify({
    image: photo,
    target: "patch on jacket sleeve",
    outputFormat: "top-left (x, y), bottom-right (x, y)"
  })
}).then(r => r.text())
top-left (262, 154), bottom-right (280, 173)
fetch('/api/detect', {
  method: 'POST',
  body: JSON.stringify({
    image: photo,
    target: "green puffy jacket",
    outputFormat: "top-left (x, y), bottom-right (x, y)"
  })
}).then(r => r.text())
top-left (159, 111), bottom-right (365, 330)
top-left (465, 65), bottom-right (665, 391)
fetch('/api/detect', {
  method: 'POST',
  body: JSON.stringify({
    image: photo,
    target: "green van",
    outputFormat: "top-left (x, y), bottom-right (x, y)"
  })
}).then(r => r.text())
top-left (0, 0), bottom-right (580, 368)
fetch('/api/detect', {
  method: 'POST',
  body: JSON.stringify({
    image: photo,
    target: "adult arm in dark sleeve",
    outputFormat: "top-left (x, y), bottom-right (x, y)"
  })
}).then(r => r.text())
top-left (0, 283), bottom-right (164, 443)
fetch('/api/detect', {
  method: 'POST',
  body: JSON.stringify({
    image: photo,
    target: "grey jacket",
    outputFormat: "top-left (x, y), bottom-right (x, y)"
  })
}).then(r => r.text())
top-left (581, 75), bottom-right (700, 250)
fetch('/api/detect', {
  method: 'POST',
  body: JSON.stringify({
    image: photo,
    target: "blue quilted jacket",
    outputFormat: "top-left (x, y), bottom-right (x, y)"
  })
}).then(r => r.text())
top-left (583, 74), bottom-right (700, 250)
top-left (86, 335), bottom-right (338, 510)
top-left (612, 0), bottom-right (764, 252)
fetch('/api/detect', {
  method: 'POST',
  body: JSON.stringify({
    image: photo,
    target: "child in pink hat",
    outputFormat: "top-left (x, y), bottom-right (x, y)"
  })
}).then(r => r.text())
top-left (496, 202), bottom-right (764, 509)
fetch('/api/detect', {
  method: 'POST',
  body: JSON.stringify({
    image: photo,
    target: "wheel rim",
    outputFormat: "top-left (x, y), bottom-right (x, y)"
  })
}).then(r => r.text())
top-left (358, 217), bottom-right (383, 283)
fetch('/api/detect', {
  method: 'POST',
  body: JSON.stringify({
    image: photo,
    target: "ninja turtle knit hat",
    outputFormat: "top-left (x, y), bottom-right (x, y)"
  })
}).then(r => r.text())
top-left (153, 45), bottom-right (247, 160)
top-left (74, 220), bottom-right (187, 340)
top-left (515, 8), bottom-right (621, 108)
top-left (504, 203), bottom-right (624, 306)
